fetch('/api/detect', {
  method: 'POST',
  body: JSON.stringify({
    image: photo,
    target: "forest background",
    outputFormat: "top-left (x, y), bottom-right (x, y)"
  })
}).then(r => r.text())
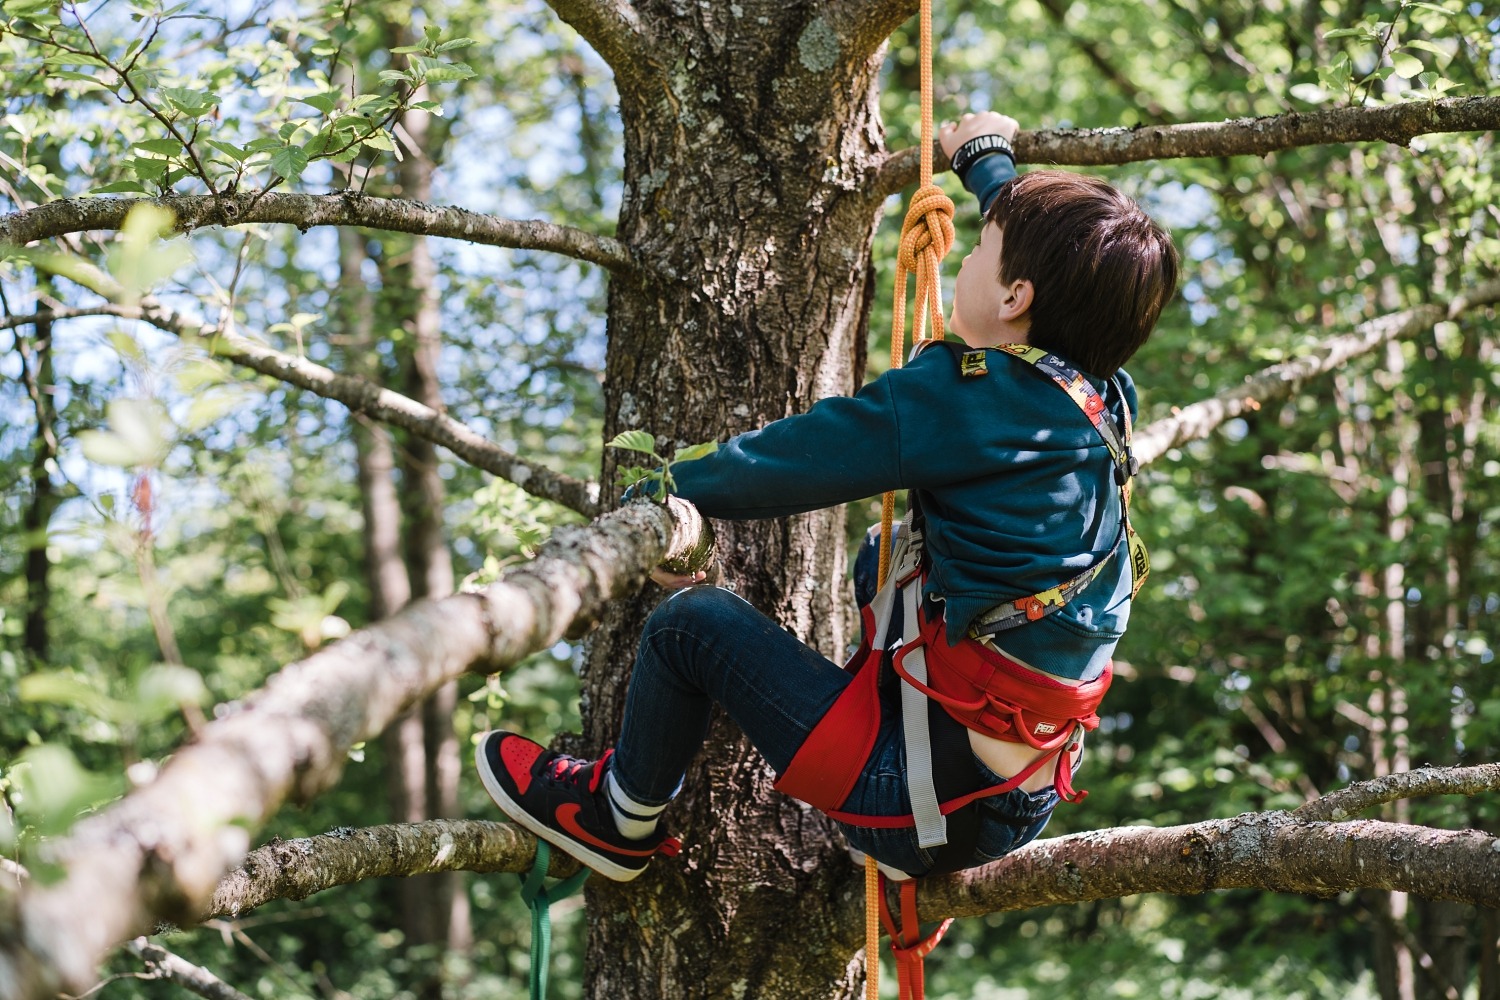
top-left (1, 0), bottom-right (1499, 998)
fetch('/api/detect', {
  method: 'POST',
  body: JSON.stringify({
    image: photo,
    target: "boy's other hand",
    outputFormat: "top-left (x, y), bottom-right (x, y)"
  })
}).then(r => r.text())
top-left (939, 112), bottom-right (1020, 159)
top-left (651, 568), bottom-right (708, 589)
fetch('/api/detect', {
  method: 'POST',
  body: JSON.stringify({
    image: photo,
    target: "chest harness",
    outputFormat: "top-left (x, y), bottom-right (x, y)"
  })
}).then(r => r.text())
top-left (774, 344), bottom-right (1149, 874)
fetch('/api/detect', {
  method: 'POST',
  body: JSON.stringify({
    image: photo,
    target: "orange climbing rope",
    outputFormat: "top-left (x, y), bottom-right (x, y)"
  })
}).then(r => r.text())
top-left (868, 0), bottom-right (955, 997)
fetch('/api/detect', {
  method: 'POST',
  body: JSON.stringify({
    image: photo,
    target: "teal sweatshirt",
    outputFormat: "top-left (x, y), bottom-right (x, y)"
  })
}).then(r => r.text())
top-left (669, 341), bottom-right (1137, 683)
top-left (665, 151), bottom-right (1136, 682)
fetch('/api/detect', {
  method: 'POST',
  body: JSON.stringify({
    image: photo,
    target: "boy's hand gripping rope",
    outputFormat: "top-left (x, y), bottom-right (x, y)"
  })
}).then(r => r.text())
top-left (871, 1), bottom-right (953, 998)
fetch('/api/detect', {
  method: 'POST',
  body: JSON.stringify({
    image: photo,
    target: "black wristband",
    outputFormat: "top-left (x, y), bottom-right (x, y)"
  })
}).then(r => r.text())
top-left (950, 134), bottom-right (1015, 182)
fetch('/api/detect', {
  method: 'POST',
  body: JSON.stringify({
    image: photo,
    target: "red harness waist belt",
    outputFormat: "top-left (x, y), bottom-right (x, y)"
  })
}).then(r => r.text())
top-left (897, 607), bottom-right (1112, 751)
top-left (774, 598), bottom-right (1113, 818)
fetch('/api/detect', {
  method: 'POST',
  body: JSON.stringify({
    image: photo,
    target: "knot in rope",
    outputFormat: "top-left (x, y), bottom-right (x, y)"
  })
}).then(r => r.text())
top-left (897, 183), bottom-right (956, 273)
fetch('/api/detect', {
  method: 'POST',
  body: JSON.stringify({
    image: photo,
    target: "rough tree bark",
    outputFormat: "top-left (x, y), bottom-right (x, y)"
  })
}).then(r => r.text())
top-left (567, 4), bottom-right (906, 996)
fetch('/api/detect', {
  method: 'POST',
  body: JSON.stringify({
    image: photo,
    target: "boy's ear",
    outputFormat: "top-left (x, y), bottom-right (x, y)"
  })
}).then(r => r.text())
top-left (998, 278), bottom-right (1034, 321)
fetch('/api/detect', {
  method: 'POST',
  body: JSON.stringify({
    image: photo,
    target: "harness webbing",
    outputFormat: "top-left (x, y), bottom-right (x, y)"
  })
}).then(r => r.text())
top-left (518, 841), bottom-right (590, 1000)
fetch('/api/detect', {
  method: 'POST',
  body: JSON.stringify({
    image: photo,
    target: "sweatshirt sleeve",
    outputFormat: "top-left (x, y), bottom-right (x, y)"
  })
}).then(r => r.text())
top-left (667, 374), bottom-right (906, 519)
top-left (961, 152), bottom-right (1017, 215)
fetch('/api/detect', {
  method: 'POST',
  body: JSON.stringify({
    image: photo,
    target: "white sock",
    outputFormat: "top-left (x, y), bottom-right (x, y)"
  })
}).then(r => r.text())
top-left (605, 770), bottom-right (666, 840)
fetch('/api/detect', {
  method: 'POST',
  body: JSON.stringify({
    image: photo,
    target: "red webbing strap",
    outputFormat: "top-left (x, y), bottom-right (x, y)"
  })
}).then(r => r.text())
top-left (877, 874), bottom-right (953, 1000)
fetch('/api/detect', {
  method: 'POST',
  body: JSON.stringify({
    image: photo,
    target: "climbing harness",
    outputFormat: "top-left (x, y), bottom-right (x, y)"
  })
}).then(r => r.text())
top-left (785, 343), bottom-right (1147, 999)
top-left (778, 345), bottom-right (1143, 824)
top-left (518, 841), bottom-right (590, 1000)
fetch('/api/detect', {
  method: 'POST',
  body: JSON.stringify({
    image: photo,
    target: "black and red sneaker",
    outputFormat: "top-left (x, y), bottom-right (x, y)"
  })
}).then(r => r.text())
top-left (475, 730), bottom-right (680, 882)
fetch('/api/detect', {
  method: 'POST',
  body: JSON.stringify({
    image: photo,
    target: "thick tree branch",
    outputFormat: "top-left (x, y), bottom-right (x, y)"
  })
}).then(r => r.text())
top-left (1294, 764), bottom-right (1500, 822)
top-left (0, 193), bottom-right (639, 276)
top-left (205, 774), bottom-right (1500, 957)
top-left (901, 812), bottom-right (1500, 931)
top-left (827, 0), bottom-right (918, 65)
top-left (542, 0), bottom-right (658, 90)
top-left (0, 301), bottom-right (603, 517)
top-left (1133, 278), bottom-right (1500, 466)
top-left (206, 820), bottom-right (579, 920)
top-left (0, 497), bottom-right (713, 1000)
top-left (125, 940), bottom-right (253, 1000)
top-left (874, 96), bottom-right (1500, 195)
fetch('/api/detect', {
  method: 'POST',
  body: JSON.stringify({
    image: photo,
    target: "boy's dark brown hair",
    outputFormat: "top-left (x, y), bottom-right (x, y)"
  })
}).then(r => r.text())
top-left (986, 170), bottom-right (1179, 378)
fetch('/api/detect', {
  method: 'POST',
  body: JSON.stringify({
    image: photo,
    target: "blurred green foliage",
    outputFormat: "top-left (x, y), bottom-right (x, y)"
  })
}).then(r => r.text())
top-left (2, 0), bottom-right (1498, 997)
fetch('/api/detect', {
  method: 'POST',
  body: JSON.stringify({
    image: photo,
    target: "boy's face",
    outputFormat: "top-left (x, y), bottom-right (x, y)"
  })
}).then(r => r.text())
top-left (952, 221), bottom-right (1029, 348)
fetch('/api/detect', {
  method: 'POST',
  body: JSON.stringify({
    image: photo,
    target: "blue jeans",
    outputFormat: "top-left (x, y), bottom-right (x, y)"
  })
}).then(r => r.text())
top-left (611, 584), bottom-right (1058, 875)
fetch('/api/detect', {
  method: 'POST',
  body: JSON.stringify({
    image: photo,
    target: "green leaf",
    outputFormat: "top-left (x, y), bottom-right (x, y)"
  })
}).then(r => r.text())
top-left (181, 388), bottom-right (249, 432)
top-left (204, 138), bottom-right (250, 162)
top-left (389, 44), bottom-right (426, 54)
top-left (1405, 1), bottom-right (1456, 16)
top-left (422, 62), bottom-right (476, 83)
top-left (132, 138), bottom-right (181, 156)
top-left (129, 157), bottom-right (169, 182)
top-left (1322, 27), bottom-right (1374, 40)
top-left (90, 180), bottom-right (151, 195)
top-left (158, 86), bottom-right (216, 117)
top-left (105, 203), bottom-right (193, 302)
top-left (8, 744), bottom-right (121, 838)
top-left (1403, 39), bottom-right (1450, 58)
top-left (673, 440), bottom-right (719, 463)
top-left (107, 330), bottom-right (146, 363)
top-left (78, 397), bottom-right (173, 468)
top-left (134, 664), bottom-right (208, 722)
top-left (378, 69), bottom-right (411, 84)
top-left (360, 130), bottom-right (395, 151)
top-left (299, 90), bottom-right (342, 114)
top-left (1390, 52), bottom-right (1424, 79)
top-left (435, 38), bottom-right (476, 52)
top-left (52, 71), bottom-right (104, 85)
top-left (19, 672), bottom-right (127, 722)
top-left (269, 144), bottom-right (310, 181)
top-left (608, 430), bottom-right (659, 456)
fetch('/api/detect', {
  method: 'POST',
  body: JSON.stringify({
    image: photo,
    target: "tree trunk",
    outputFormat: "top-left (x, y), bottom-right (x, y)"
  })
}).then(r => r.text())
top-left (19, 300), bottom-right (58, 666)
top-left (580, 8), bottom-right (897, 997)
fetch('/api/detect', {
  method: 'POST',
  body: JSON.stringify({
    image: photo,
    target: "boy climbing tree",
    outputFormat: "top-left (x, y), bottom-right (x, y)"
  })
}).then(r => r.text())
top-left (475, 110), bottom-right (1179, 887)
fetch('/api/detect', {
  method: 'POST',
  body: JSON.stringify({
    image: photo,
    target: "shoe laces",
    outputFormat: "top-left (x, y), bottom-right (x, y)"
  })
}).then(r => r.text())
top-left (545, 748), bottom-right (613, 795)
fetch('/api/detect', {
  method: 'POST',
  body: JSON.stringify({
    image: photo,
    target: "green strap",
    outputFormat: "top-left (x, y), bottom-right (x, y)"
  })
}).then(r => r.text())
top-left (518, 842), bottom-right (591, 1000)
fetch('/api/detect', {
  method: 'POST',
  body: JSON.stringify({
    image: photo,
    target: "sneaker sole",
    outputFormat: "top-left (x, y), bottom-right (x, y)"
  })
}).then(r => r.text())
top-left (473, 737), bottom-right (645, 883)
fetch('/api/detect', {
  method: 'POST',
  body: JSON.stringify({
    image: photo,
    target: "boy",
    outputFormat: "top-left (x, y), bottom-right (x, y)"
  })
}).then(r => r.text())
top-left (475, 112), bottom-right (1180, 881)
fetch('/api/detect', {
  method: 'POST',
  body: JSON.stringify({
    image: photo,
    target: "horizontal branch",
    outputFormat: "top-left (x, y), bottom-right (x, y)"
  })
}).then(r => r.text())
top-left (0, 306), bottom-right (121, 331)
top-left (0, 497), bottom-right (713, 1000)
top-left (0, 299), bottom-right (603, 516)
top-left (1133, 278), bottom-right (1500, 467)
top-left (126, 940), bottom-right (253, 1000)
top-left (206, 770), bottom-right (1500, 960)
top-left (542, 0), bottom-right (657, 91)
top-left (206, 820), bottom-right (579, 920)
top-left (0, 192), bottom-right (639, 275)
top-left (875, 96), bottom-right (1500, 194)
top-left (1294, 763), bottom-right (1500, 822)
top-left (911, 811), bottom-right (1500, 929)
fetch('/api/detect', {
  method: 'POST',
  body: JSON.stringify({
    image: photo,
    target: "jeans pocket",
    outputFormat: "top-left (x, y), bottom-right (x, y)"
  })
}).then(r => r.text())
top-left (972, 803), bottom-right (1054, 864)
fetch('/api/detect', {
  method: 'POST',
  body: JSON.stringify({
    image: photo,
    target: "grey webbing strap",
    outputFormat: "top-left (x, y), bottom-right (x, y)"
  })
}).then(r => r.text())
top-left (900, 581), bottom-right (948, 848)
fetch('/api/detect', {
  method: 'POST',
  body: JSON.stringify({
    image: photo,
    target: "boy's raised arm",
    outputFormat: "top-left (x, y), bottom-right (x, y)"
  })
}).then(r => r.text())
top-left (940, 111), bottom-right (1020, 215)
